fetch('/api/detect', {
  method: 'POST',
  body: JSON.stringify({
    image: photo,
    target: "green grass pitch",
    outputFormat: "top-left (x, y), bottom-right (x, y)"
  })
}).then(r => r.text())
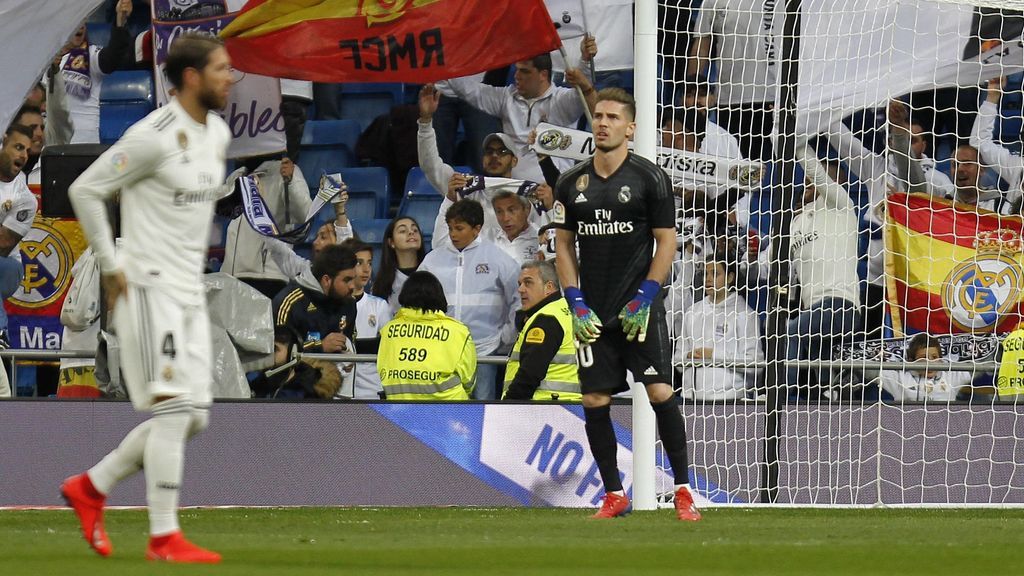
top-left (2, 507), bottom-right (1023, 575)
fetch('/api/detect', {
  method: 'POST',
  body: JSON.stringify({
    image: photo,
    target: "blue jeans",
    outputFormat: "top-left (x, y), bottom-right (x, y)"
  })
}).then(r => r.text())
top-left (0, 258), bottom-right (23, 332)
top-left (432, 95), bottom-right (500, 175)
top-left (473, 362), bottom-right (498, 401)
top-left (785, 297), bottom-right (861, 397)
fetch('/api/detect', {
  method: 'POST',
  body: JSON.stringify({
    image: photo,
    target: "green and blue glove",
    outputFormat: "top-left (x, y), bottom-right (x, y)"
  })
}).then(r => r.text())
top-left (619, 280), bottom-right (660, 342)
top-left (564, 287), bottom-right (602, 344)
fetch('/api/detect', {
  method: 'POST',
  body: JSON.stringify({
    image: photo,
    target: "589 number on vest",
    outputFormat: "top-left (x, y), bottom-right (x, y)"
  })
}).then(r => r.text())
top-left (398, 347), bottom-right (428, 362)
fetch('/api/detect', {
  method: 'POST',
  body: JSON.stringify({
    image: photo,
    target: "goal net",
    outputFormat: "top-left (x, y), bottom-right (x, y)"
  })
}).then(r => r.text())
top-left (657, 0), bottom-right (1024, 505)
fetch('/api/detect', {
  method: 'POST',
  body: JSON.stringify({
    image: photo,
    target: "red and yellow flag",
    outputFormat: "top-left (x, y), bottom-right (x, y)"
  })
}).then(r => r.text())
top-left (220, 0), bottom-right (562, 83)
top-left (887, 193), bottom-right (1024, 336)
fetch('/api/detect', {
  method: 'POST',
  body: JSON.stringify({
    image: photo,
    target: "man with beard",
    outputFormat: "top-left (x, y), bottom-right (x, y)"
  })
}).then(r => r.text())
top-left (0, 125), bottom-right (37, 350)
top-left (61, 34), bottom-right (233, 562)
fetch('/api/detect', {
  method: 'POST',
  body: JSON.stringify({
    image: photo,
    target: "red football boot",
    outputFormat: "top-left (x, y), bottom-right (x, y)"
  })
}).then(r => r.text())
top-left (146, 531), bottom-right (222, 564)
top-left (60, 473), bottom-right (113, 557)
top-left (674, 486), bottom-right (702, 522)
top-left (590, 492), bottom-right (632, 519)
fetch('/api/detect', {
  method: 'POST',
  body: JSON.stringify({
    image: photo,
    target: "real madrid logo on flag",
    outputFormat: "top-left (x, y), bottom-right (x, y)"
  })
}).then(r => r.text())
top-left (942, 229), bottom-right (1024, 332)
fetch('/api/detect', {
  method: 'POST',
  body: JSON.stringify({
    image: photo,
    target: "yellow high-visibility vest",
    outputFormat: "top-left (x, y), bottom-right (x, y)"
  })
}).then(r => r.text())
top-left (997, 328), bottom-right (1024, 397)
top-left (378, 308), bottom-right (476, 400)
top-left (504, 298), bottom-right (581, 402)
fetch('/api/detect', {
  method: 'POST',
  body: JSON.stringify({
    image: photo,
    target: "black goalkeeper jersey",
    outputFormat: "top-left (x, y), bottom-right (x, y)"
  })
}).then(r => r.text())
top-left (552, 153), bottom-right (675, 323)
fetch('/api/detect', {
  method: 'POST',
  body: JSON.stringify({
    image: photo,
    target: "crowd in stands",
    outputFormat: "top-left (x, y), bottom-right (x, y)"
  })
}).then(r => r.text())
top-left (2, 1), bottom-right (1023, 403)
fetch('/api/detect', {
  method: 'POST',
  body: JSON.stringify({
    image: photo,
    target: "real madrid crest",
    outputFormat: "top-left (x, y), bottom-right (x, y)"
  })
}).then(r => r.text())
top-left (1, 200), bottom-right (10, 212)
top-left (618, 186), bottom-right (631, 203)
top-left (162, 366), bottom-right (174, 381)
top-left (576, 174), bottom-right (589, 192)
top-left (177, 130), bottom-right (190, 163)
top-left (368, 314), bottom-right (376, 328)
top-left (941, 229), bottom-right (1024, 331)
top-left (538, 129), bottom-right (572, 152)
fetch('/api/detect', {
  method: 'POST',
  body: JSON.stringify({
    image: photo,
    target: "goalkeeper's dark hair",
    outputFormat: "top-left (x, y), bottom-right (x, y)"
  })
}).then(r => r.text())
top-left (164, 32), bottom-right (225, 90)
top-left (311, 244), bottom-right (357, 282)
top-left (595, 88), bottom-right (636, 121)
top-left (445, 199), bottom-right (485, 228)
top-left (906, 333), bottom-right (941, 361)
top-left (398, 271), bottom-right (448, 313)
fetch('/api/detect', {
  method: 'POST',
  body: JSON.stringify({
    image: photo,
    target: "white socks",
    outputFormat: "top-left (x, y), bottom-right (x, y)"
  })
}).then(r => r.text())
top-left (144, 396), bottom-right (193, 536)
top-left (88, 419), bottom-right (152, 495)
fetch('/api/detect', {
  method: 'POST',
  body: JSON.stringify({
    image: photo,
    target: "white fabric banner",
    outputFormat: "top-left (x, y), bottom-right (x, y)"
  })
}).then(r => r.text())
top-left (531, 122), bottom-right (763, 192)
top-left (0, 0), bottom-right (104, 133)
top-left (151, 0), bottom-right (285, 159)
top-left (790, 0), bottom-right (1024, 134)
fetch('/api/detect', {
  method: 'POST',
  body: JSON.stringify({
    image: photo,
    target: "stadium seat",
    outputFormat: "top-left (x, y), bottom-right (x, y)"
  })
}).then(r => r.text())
top-left (339, 167), bottom-right (390, 219)
top-left (298, 119), bottom-right (361, 188)
top-left (404, 165), bottom-right (472, 198)
top-left (99, 70), bottom-right (155, 144)
top-left (352, 218), bottom-right (391, 244)
top-left (338, 83), bottom-right (404, 130)
top-left (397, 194), bottom-right (442, 245)
top-left (86, 22), bottom-right (111, 48)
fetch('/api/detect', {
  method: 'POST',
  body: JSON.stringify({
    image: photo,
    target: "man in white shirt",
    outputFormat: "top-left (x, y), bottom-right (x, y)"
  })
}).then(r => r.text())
top-left (445, 53), bottom-right (596, 182)
top-left (0, 125), bottom-right (38, 347)
top-left (61, 33), bottom-right (233, 564)
top-left (970, 77), bottom-right (1024, 212)
top-left (690, 0), bottom-right (777, 161)
top-left (951, 144), bottom-right (1018, 215)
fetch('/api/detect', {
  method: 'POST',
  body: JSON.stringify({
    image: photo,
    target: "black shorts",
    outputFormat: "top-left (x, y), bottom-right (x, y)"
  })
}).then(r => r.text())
top-left (577, 300), bottom-right (673, 395)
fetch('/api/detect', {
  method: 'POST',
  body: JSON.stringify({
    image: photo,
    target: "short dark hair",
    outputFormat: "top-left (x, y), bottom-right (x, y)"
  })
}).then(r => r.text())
top-left (398, 271), bottom-right (448, 313)
top-left (595, 87), bottom-right (636, 121)
top-left (13, 104), bottom-right (42, 126)
top-left (311, 244), bottom-right (357, 281)
top-left (164, 32), bottom-right (225, 90)
top-left (339, 238), bottom-right (372, 256)
top-left (527, 53), bottom-right (553, 80)
top-left (907, 333), bottom-right (941, 360)
top-left (4, 124), bottom-right (33, 142)
top-left (445, 199), bottom-right (484, 228)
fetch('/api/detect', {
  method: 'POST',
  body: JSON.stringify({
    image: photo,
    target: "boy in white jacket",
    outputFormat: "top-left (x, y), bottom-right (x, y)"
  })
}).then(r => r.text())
top-left (675, 257), bottom-right (763, 400)
top-left (419, 199), bottom-right (520, 400)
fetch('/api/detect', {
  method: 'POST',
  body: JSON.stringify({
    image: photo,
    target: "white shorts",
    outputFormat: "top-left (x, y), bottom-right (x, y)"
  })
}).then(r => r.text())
top-left (113, 284), bottom-right (212, 411)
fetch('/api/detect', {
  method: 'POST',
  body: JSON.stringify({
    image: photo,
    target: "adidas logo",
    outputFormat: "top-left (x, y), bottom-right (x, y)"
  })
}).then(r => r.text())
top-left (574, 193), bottom-right (588, 203)
top-left (643, 366), bottom-right (658, 376)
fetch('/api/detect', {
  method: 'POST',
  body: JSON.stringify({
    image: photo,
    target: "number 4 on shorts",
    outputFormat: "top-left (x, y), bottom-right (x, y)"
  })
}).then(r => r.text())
top-left (162, 333), bottom-right (177, 360)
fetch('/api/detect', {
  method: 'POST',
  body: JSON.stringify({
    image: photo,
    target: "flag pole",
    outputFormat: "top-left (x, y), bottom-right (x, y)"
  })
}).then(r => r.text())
top-left (559, 44), bottom-right (595, 126)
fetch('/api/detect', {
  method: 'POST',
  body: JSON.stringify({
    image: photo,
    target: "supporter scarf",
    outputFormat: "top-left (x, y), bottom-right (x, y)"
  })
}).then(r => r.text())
top-left (62, 45), bottom-right (92, 100)
top-left (832, 333), bottom-right (998, 363)
top-left (239, 172), bottom-right (341, 243)
top-left (458, 175), bottom-right (547, 216)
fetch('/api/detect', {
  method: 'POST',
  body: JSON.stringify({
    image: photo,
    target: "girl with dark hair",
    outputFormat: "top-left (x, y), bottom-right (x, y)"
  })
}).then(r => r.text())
top-left (377, 272), bottom-right (476, 400)
top-left (370, 216), bottom-right (426, 312)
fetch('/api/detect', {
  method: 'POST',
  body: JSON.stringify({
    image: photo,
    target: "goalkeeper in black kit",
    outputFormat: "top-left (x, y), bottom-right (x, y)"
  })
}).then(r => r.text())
top-left (551, 88), bottom-right (701, 520)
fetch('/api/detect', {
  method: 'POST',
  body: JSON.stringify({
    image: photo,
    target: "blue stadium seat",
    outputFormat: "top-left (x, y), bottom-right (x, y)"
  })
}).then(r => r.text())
top-left (339, 83), bottom-right (403, 130)
top-left (339, 167), bottom-right (389, 219)
top-left (298, 119), bottom-right (361, 188)
top-left (352, 218), bottom-right (391, 244)
top-left (86, 22), bottom-right (111, 48)
top-left (397, 194), bottom-right (442, 245)
top-left (404, 165), bottom-right (472, 197)
top-left (99, 70), bottom-right (155, 143)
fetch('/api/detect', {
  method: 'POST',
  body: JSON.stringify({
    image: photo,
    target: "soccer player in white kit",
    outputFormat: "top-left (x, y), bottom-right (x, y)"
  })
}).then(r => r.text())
top-left (60, 33), bottom-right (233, 564)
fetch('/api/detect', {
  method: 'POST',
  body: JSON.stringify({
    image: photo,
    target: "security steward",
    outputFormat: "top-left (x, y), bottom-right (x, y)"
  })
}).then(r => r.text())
top-left (502, 260), bottom-right (581, 401)
top-left (378, 271), bottom-right (477, 400)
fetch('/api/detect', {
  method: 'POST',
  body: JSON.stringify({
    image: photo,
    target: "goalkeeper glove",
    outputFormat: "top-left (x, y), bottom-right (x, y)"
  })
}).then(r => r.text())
top-left (564, 287), bottom-right (602, 344)
top-left (619, 280), bottom-right (660, 342)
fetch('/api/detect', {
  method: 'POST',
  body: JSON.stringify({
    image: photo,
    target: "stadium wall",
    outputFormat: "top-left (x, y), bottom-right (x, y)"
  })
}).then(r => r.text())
top-left (1, 401), bottom-right (1021, 507)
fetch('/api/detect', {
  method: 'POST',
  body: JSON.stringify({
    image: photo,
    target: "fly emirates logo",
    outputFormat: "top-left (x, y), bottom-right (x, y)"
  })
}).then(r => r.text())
top-left (577, 208), bottom-right (634, 236)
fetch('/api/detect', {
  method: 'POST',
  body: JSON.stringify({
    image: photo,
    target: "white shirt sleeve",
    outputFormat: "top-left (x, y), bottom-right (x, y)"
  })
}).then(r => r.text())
top-left (796, 143), bottom-right (853, 211)
top-left (417, 119), bottom-right (456, 197)
top-left (445, 76), bottom-right (506, 118)
top-left (970, 100), bottom-right (1024, 190)
top-left (264, 236), bottom-right (312, 280)
top-left (2, 177), bottom-right (37, 237)
top-left (69, 123), bottom-right (164, 272)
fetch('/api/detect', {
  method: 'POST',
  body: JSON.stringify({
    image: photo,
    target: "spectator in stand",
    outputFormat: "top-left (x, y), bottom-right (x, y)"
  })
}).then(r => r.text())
top-left (786, 142), bottom-right (861, 398)
top-left (418, 84), bottom-right (547, 263)
top-left (502, 260), bottom-right (580, 402)
top-left (0, 125), bottom-right (37, 346)
top-left (678, 77), bottom-right (743, 161)
top-left (445, 53), bottom-right (597, 183)
top-left (338, 238), bottom-right (393, 400)
top-left (377, 271), bottom-right (477, 401)
top-left (279, 80), bottom-right (313, 162)
top-left (431, 71), bottom-right (502, 174)
top-left (222, 157), bottom-right (312, 299)
top-left (249, 325), bottom-right (343, 400)
top-left (13, 71), bottom-right (73, 191)
top-left (57, 0), bottom-right (136, 144)
top-left (878, 334), bottom-right (970, 402)
top-left (546, 2), bottom-right (631, 90)
top-left (950, 144), bottom-right (1018, 214)
top-left (674, 255), bottom-right (763, 401)
top-left (370, 216), bottom-right (426, 314)
top-left (970, 77), bottom-right (1024, 208)
top-left (418, 199), bottom-right (520, 400)
top-left (689, 0), bottom-right (777, 162)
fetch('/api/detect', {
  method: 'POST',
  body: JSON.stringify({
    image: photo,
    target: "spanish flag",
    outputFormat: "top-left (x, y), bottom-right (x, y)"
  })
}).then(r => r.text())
top-left (220, 0), bottom-right (562, 83)
top-left (887, 193), bottom-right (1024, 336)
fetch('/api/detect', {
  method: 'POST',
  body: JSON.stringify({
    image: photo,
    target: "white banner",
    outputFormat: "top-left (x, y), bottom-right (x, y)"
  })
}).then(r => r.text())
top-left (791, 0), bottom-right (1024, 134)
top-left (0, 0), bottom-right (104, 134)
top-left (532, 122), bottom-right (763, 192)
top-left (151, 0), bottom-right (285, 159)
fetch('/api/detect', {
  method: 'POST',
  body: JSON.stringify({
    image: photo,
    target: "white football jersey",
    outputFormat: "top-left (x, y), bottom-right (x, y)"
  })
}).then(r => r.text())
top-left (0, 171), bottom-right (37, 263)
top-left (70, 99), bottom-right (232, 303)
